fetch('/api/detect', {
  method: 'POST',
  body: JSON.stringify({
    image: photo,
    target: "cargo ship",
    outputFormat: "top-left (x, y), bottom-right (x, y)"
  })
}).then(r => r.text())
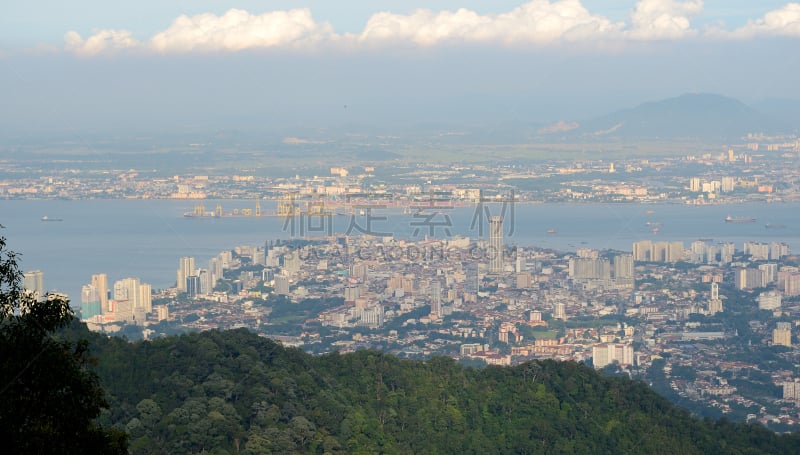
top-left (41, 216), bottom-right (63, 222)
top-left (724, 215), bottom-right (756, 223)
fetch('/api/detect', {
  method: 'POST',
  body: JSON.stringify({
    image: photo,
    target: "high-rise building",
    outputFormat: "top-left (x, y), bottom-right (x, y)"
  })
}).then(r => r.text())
top-left (186, 275), bottom-right (200, 297)
top-left (177, 257), bottom-right (195, 292)
top-left (430, 280), bottom-right (442, 318)
top-left (569, 258), bottom-right (611, 286)
top-left (721, 176), bottom-right (735, 192)
top-left (91, 273), bottom-right (109, 313)
top-left (553, 302), bottom-right (566, 320)
top-left (613, 254), bottom-right (634, 289)
top-left (708, 282), bottom-right (723, 315)
top-left (743, 242), bottom-right (770, 261)
top-left (758, 291), bottom-right (782, 311)
top-left (783, 381), bottom-right (800, 401)
top-left (632, 240), bottom-right (652, 261)
top-left (22, 270), bottom-right (44, 299)
top-left (735, 268), bottom-right (764, 290)
top-left (155, 305), bottom-right (169, 322)
top-left (350, 262), bottom-right (369, 281)
top-left (218, 250), bottom-right (233, 269)
top-left (275, 274), bottom-right (290, 296)
top-left (139, 282), bottom-right (152, 313)
top-left (770, 242), bottom-right (790, 260)
top-left (489, 216), bottom-right (504, 274)
top-left (113, 278), bottom-right (140, 309)
top-left (689, 177), bottom-right (701, 192)
top-left (516, 272), bottom-right (532, 289)
top-left (198, 269), bottom-right (212, 295)
top-left (344, 285), bottom-right (360, 302)
top-left (593, 343), bottom-right (634, 369)
top-left (667, 242), bottom-right (685, 262)
top-left (720, 242), bottom-right (735, 264)
top-left (774, 322), bottom-right (792, 347)
top-left (613, 254), bottom-right (633, 279)
top-left (209, 257), bottom-right (223, 286)
top-left (783, 272), bottom-right (800, 297)
top-left (80, 284), bottom-right (102, 320)
top-left (465, 262), bottom-right (479, 294)
top-left (283, 253), bottom-right (301, 276)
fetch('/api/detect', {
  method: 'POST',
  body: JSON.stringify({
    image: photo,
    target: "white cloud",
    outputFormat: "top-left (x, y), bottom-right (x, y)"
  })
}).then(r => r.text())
top-left (628, 0), bottom-right (703, 40)
top-left (358, 1), bottom-right (624, 46)
top-left (149, 8), bottom-right (335, 53)
top-left (61, 1), bottom-right (800, 56)
top-left (64, 29), bottom-right (139, 56)
top-left (717, 3), bottom-right (800, 39)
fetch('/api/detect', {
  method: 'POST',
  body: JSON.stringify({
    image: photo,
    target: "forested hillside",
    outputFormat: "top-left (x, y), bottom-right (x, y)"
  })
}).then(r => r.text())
top-left (69, 323), bottom-right (800, 454)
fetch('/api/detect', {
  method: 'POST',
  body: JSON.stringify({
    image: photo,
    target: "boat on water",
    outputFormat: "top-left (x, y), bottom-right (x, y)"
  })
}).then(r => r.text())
top-left (546, 229), bottom-right (557, 235)
top-left (651, 228), bottom-right (660, 234)
top-left (645, 221), bottom-right (663, 227)
top-left (41, 216), bottom-right (63, 222)
top-left (765, 223), bottom-right (787, 229)
top-left (725, 215), bottom-right (756, 223)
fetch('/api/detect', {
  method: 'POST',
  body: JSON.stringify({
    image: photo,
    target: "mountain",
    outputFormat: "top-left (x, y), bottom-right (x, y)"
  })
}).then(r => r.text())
top-left (563, 93), bottom-right (790, 141)
top-left (67, 324), bottom-right (800, 454)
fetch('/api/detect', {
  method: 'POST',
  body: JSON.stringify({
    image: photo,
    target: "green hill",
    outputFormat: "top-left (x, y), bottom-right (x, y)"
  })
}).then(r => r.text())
top-left (71, 324), bottom-right (800, 454)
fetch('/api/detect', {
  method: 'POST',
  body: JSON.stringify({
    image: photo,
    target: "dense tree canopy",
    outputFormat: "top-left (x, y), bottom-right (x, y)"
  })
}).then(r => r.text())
top-left (0, 234), bottom-right (127, 454)
top-left (76, 323), bottom-right (800, 454)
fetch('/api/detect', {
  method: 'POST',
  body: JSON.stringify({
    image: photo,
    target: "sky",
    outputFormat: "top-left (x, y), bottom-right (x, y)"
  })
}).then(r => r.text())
top-left (1, 1), bottom-right (799, 135)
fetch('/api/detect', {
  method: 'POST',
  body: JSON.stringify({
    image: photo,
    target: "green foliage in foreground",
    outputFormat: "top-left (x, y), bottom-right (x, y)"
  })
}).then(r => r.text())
top-left (72, 326), bottom-right (800, 455)
top-left (0, 235), bottom-right (127, 454)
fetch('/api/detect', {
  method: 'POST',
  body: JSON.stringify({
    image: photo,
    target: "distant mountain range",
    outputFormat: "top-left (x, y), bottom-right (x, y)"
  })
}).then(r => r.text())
top-left (543, 93), bottom-right (798, 141)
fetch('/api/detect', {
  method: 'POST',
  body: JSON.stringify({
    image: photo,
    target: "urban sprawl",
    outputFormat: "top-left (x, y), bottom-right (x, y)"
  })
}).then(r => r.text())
top-left (10, 140), bottom-right (800, 431)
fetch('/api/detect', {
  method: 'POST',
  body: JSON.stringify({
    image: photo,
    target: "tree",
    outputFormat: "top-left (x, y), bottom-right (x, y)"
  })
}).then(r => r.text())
top-left (0, 233), bottom-right (127, 453)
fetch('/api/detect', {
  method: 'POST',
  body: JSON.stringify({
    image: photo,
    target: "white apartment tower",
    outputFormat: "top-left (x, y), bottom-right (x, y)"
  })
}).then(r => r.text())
top-left (177, 257), bottom-right (195, 292)
top-left (489, 216), bottom-right (504, 274)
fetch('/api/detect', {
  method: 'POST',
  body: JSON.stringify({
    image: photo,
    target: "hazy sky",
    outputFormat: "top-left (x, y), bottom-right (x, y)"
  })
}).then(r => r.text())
top-left (2, 1), bottom-right (799, 134)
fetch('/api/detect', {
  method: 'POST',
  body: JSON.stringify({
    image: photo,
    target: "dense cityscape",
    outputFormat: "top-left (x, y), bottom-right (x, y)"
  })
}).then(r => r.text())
top-left (6, 1), bottom-right (800, 452)
top-left (10, 140), bottom-right (800, 432)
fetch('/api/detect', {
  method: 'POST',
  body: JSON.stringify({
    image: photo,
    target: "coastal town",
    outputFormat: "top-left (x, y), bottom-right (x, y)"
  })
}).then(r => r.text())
top-left (8, 139), bottom-right (800, 431)
top-left (3, 140), bottom-right (800, 205)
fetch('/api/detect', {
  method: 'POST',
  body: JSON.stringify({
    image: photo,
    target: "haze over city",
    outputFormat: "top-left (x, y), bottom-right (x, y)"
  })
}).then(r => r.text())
top-left (2, 1), bottom-right (800, 134)
top-left (4, 2), bottom-right (800, 453)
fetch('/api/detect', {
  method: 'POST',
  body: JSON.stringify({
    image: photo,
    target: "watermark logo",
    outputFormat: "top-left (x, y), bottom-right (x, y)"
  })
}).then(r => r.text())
top-left (280, 189), bottom-right (517, 239)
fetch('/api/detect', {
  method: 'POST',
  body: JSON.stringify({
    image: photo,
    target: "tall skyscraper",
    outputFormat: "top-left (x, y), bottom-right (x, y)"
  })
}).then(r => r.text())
top-left (139, 282), bottom-right (152, 313)
top-left (209, 257), bottom-right (223, 286)
top-left (177, 257), bottom-right (195, 292)
top-left (430, 280), bottom-right (443, 318)
top-left (489, 216), bottom-right (504, 274)
top-left (186, 275), bottom-right (200, 297)
top-left (91, 273), bottom-right (109, 313)
top-left (464, 262), bottom-right (479, 294)
top-left (708, 282), bottom-right (723, 315)
top-left (613, 254), bottom-right (634, 288)
top-left (632, 240), bottom-right (652, 262)
top-left (23, 270), bottom-right (44, 299)
top-left (80, 284), bottom-right (102, 320)
top-left (113, 277), bottom-right (140, 309)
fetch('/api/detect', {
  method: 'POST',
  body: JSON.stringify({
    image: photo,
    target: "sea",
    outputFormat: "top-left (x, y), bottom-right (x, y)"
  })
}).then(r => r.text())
top-left (2, 199), bottom-right (799, 305)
